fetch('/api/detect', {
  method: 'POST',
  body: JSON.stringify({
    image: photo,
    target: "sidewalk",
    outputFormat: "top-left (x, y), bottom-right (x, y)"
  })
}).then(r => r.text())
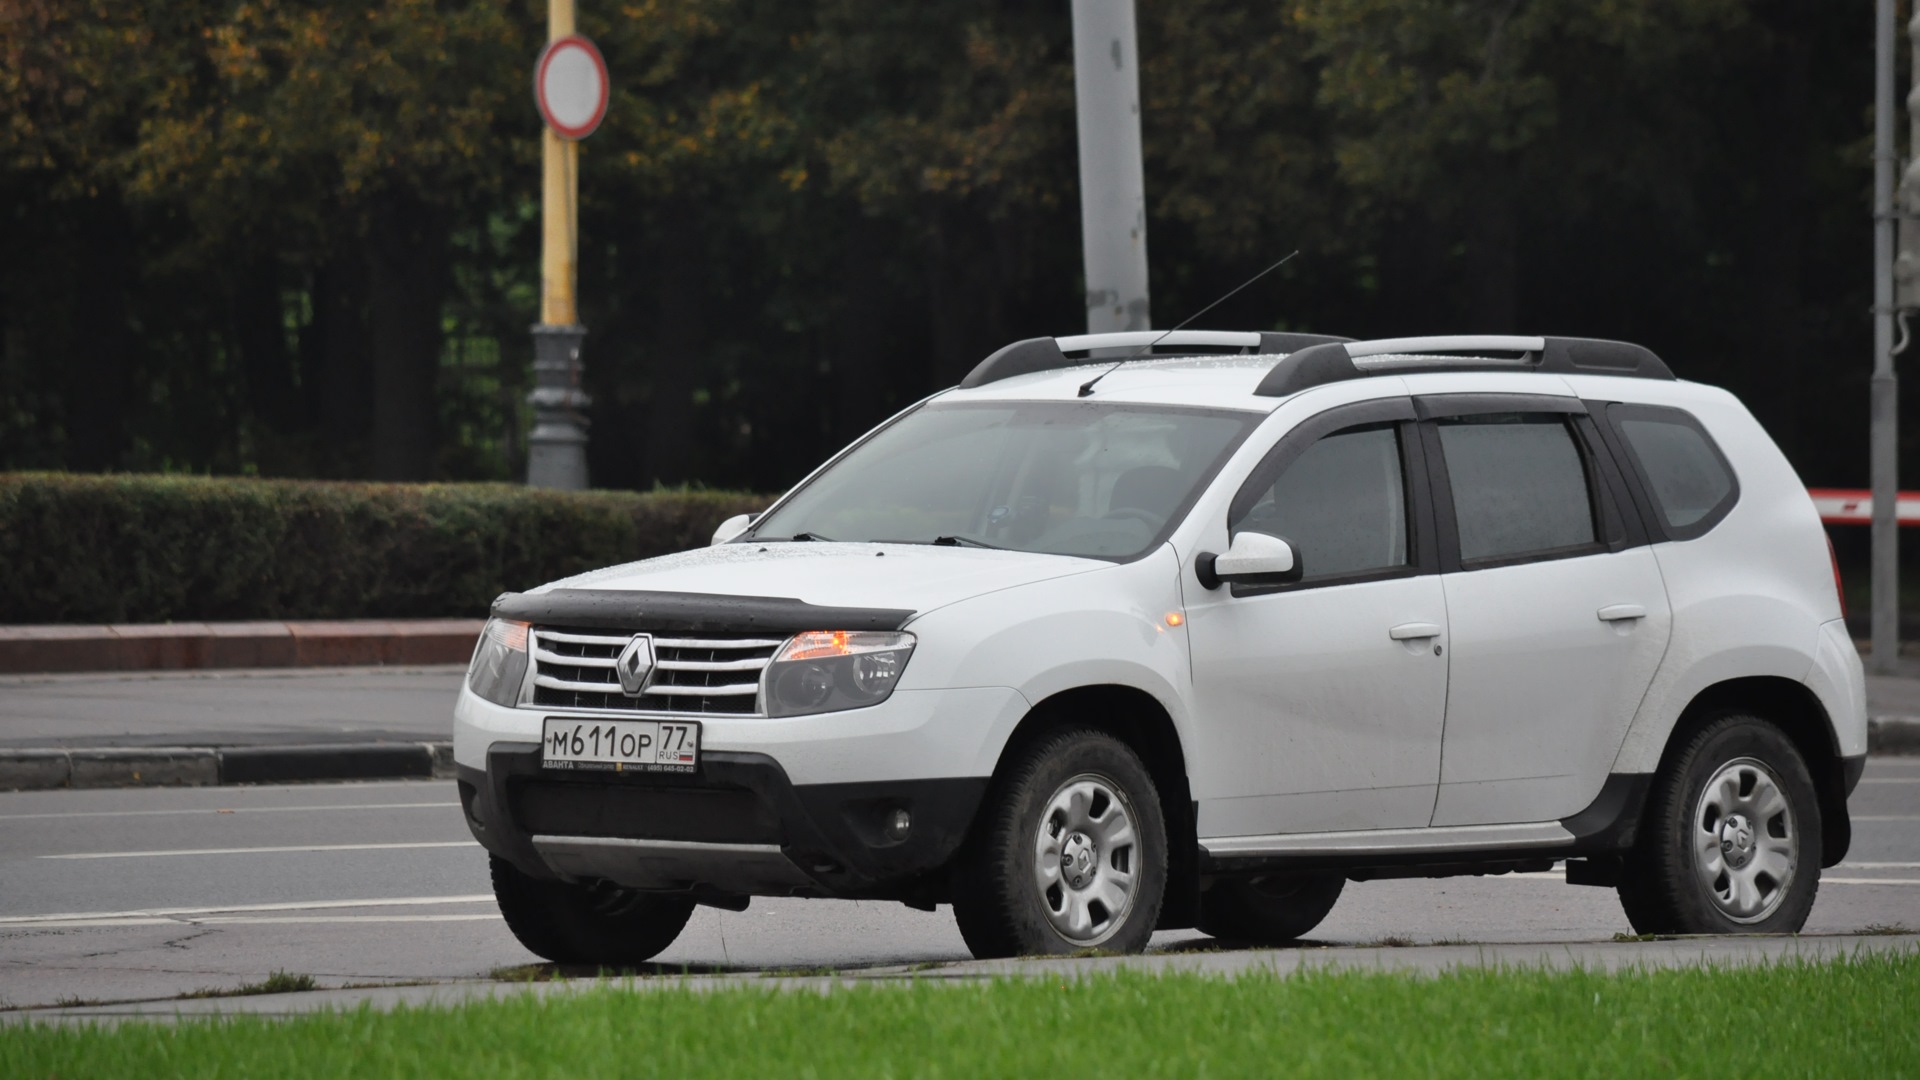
top-left (0, 618), bottom-right (480, 788)
top-left (0, 666), bottom-right (463, 790)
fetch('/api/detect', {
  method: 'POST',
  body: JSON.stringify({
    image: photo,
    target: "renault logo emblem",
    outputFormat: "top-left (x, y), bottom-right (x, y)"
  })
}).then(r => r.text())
top-left (615, 635), bottom-right (655, 696)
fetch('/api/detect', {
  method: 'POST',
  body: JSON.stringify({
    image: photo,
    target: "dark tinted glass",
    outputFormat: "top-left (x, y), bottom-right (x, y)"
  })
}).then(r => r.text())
top-left (1617, 413), bottom-right (1734, 531)
top-left (1437, 414), bottom-right (1595, 562)
top-left (1233, 424), bottom-right (1407, 580)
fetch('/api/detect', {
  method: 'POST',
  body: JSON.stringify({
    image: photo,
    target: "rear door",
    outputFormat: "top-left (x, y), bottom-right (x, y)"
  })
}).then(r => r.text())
top-left (1420, 394), bottom-right (1672, 826)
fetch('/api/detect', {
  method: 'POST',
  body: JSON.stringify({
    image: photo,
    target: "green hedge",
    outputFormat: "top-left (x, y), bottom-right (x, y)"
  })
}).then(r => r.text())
top-left (0, 473), bottom-right (768, 623)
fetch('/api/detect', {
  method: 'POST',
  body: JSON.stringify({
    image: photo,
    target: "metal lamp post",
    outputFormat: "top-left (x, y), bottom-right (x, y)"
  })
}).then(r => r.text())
top-left (1874, 0), bottom-right (1906, 672)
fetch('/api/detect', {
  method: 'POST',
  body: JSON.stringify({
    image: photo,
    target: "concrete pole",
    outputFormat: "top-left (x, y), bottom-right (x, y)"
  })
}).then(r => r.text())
top-left (1071, 0), bottom-right (1150, 335)
top-left (1873, 0), bottom-right (1900, 672)
top-left (527, 0), bottom-right (591, 489)
top-left (1897, 6), bottom-right (1920, 308)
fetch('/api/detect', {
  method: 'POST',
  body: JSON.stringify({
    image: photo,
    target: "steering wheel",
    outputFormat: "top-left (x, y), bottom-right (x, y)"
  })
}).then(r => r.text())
top-left (1101, 507), bottom-right (1165, 528)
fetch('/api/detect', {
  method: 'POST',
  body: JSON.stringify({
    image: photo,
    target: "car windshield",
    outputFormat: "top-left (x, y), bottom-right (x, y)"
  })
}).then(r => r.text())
top-left (750, 401), bottom-right (1260, 560)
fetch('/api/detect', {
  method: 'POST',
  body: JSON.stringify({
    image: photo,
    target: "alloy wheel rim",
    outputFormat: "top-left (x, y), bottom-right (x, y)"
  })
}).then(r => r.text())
top-left (1032, 773), bottom-right (1140, 946)
top-left (1691, 756), bottom-right (1797, 924)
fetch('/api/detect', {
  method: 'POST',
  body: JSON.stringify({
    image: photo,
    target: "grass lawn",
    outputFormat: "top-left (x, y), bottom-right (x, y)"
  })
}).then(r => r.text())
top-left (4, 950), bottom-right (1915, 1078)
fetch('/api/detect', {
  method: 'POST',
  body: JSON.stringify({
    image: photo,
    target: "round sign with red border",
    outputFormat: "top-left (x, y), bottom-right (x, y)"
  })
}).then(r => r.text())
top-left (533, 35), bottom-right (609, 141)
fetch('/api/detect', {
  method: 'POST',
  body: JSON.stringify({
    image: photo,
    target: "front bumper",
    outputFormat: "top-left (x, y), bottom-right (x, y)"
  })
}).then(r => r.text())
top-left (459, 743), bottom-right (987, 901)
top-left (454, 683), bottom-right (1030, 786)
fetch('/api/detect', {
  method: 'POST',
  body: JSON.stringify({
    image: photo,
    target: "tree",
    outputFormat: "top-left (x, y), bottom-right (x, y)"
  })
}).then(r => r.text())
top-left (0, 0), bottom-right (534, 478)
top-left (0, 0), bottom-right (1885, 510)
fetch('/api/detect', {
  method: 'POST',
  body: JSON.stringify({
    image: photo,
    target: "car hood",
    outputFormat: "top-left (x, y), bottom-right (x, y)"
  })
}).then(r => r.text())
top-left (535, 542), bottom-right (1111, 619)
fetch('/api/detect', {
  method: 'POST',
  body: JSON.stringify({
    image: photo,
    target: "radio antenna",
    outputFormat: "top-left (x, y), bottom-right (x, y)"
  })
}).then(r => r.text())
top-left (1077, 250), bottom-right (1300, 397)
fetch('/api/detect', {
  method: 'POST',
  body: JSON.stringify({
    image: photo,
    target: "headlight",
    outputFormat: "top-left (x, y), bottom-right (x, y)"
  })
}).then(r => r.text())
top-left (467, 618), bottom-right (530, 707)
top-left (766, 631), bottom-right (915, 717)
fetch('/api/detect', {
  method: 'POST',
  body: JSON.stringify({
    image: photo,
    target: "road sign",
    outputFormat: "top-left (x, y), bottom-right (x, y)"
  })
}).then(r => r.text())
top-left (534, 34), bottom-right (608, 141)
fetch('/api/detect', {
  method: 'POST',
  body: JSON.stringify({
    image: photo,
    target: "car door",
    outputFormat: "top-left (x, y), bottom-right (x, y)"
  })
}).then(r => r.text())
top-left (1419, 394), bottom-right (1672, 827)
top-left (1185, 397), bottom-right (1450, 839)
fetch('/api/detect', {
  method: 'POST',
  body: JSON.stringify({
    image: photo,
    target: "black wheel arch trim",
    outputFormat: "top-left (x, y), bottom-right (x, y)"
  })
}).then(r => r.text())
top-left (1661, 681), bottom-right (1855, 869)
top-left (989, 684), bottom-right (1200, 930)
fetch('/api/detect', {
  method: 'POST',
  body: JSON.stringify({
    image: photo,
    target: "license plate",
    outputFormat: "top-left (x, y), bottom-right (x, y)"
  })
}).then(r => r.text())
top-left (541, 717), bottom-right (700, 773)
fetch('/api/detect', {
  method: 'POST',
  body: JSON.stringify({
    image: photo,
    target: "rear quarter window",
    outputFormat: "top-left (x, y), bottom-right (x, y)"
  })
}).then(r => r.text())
top-left (1607, 404), bottom-right (1738, 540)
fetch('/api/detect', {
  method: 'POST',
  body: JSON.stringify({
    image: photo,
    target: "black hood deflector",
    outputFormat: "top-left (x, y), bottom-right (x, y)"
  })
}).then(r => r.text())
top-left (490, 589), bottom-right (914, 634)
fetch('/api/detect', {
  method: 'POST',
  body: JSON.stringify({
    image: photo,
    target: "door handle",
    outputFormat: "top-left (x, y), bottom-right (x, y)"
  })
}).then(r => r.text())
top-left (1388, 622), bottom-right (1443, 641)
top-left (1597, 604), bottom-right (1647, 622)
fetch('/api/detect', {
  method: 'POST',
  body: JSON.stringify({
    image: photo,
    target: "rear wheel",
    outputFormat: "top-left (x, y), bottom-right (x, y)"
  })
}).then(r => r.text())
top-left (490, 855), bottom-right (695, 966)
top-left (1616, 714), bottom-right (1822, 935)
top-left (951, 729), bottom-right (1167, 959)
top-left (1198, 874), bottom-right (1344, 944)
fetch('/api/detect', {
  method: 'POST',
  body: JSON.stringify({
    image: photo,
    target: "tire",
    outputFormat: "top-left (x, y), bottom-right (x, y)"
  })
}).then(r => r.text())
top-left (1616, 714), bottom-right (1822, 935)
top-left (1197, 874), bottom-right (1344, 944)
top-left (951, 729), bottom-right (1168, 959)
top-left (490, 855), bottom-right (696, 966)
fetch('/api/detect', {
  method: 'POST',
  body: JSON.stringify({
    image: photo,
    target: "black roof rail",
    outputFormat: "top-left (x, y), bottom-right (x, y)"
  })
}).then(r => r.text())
top-left (1252, 335), bottom-right (1674, 398)
top-left (958, 330), bottom-right (1355, 390)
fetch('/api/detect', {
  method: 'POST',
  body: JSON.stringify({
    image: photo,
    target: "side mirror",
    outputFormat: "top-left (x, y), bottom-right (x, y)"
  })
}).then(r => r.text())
top-left (711, 512), bottom-right (760, 546)
top-left (1195, 532), bottom-right (1302, 590)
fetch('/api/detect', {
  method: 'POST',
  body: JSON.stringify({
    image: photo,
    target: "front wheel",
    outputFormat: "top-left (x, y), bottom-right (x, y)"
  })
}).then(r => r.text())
top-left (951, 729), bottom-right (1168, 958)
top-left (1616, 714), bottom-right (1822, 935)
top-left (491, 855), bottom-right (695, 966)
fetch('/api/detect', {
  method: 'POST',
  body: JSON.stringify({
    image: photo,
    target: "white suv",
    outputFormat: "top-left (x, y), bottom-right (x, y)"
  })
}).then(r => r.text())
top-left (455, 331), bottom-right (1867, 963)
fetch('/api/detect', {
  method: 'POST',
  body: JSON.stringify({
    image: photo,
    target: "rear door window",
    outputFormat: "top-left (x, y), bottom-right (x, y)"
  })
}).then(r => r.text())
top-left (1607, 404), bottom-right (1738, 540)
top-left (1434, 413), bottom-right (1599, 565)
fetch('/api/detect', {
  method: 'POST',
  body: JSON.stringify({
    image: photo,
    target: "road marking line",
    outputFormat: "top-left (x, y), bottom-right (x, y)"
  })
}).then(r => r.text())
top-left (1837, 861), bottom-right (1920, 869)
top-left (193, 914), bottom-right (503, 925)
top-left (1, 918), bottom-right (182, 930)
top-left (3, 913), bottom-right (506, 931)
top-left (38, 840), bottom-right (477, 860)
top-left (1853, 815), bottom-right (1920, 822)
top-left (1858, 778), bottom-right (1920, 784)
top-left (0, 795), bottom-right (456, 818)
top-left (0, 894), bottom-right (494, 926)
top-left (1488, 871), bottom-right (1920, 886)
top-left (0, 802), bottom-right (458, 822)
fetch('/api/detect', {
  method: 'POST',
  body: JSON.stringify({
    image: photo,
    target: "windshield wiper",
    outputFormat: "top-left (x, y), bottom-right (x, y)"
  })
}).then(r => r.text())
top-left (931, 534), bottom-right (1000, 549)
top-left (771, 531), bottom-right (835, 542)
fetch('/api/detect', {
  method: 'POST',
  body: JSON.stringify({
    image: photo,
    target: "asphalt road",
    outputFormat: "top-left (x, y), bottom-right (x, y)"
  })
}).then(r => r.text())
top-left (1, 760), bottom-right (1915, 1010)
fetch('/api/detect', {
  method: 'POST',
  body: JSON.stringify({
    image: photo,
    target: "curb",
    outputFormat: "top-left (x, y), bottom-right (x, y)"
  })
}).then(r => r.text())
top-left (1869, 716), bottom-right (1920, 755)
top-left (0, 620), bottom-right (483, 675)
top-left (0, 742), bottom-right (453, 792)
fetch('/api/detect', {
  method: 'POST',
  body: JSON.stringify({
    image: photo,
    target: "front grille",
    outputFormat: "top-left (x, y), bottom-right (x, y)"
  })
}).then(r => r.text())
top-left (529, 627), bottom-right (782, 715)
